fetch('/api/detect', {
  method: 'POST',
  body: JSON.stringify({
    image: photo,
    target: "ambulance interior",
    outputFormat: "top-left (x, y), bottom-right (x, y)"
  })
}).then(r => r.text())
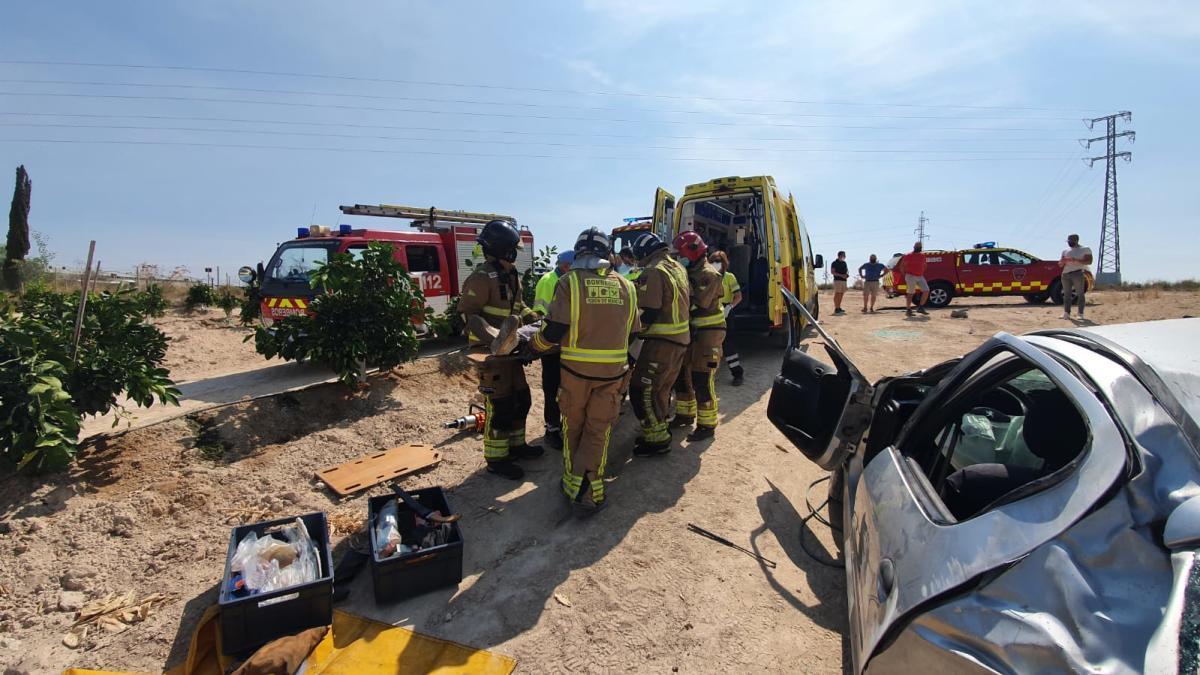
top-left (679, 193), bottom-right (772, 315)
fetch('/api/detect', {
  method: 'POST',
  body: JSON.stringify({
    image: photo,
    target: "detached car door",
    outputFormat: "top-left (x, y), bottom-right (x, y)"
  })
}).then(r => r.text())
top-left (845, 334), bottom-right (1128, 672)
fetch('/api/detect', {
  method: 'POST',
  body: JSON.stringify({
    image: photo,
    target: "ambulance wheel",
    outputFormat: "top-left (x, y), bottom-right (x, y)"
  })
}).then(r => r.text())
top-left (1024, 292), bottom-right (1050, 304)
top-left (1049, 279), bottom-right (1064, 305)
top-left (926, 282), bottom-right (954, 308)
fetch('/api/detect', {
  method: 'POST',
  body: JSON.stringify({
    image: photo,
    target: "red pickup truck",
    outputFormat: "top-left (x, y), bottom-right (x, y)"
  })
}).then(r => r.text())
top-left (886, 244), bottom-right (1094, 308)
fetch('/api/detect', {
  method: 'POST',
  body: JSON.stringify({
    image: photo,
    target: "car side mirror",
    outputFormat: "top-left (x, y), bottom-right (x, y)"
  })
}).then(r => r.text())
top-left (814, 254), bottom-right (824, 269)
top-left (237, 265), bottom-right (256, 285)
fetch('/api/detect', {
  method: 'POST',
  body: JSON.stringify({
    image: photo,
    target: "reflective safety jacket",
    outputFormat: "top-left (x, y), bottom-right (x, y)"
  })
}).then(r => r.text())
top-left (532, 266), bottom-right (641, 379)
top-left (720, 271), bottom-right (740, 306)
top-left (533, 268), bottom-right (561, 315)
top-left (688, 258), bottom-right (726, 330)
top-left (458, 259), bottom-right (531, 346)
top-left (636, 250), bottom-right (690, 345)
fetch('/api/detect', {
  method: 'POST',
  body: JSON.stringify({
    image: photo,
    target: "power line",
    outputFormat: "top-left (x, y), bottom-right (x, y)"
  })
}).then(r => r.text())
top-left (0, 137), bottom-right (1082, 163)
top-left (0, 91), bottom-right (1085, 131)
top-left (1015, 155), bottom-right (1079, 238)
top-left (0, 79), bottom-right (1087, 121)
top-left (0, 111), bottom-right (1081, 143)
top-left (0, 121), bottom-right (1085, 155)
top-left (0, 59), bottom-right (1105, 112)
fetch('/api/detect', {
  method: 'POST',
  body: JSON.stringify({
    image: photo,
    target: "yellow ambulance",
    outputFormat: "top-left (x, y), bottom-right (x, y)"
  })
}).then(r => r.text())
top-left (649, 176), bottom-right (823, 334)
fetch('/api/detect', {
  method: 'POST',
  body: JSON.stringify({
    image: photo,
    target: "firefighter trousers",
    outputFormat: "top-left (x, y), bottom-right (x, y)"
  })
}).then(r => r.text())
top-left (558, 369), bottom-right (622, 506)
top-left (541, 352), bottom-right (562, 432)
top-left (674, 328), bottom-right (724, 429)
top-left (475, 352), bottom-right (531, 461)
top-left (630, 339), bottom-right (687, 445)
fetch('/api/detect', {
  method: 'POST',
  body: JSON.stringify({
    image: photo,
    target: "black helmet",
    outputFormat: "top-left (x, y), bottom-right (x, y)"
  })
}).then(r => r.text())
top-left (631, 232), bottom-right (668, 260)
top-left (477, 219), bottom-right (521, 262)
top-left (573, 227), bottom-right (611, 258)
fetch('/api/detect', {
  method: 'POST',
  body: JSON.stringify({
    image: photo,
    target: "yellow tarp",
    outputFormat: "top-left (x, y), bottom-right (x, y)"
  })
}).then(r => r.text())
top-left (65, 607), bottom-right (515, 675)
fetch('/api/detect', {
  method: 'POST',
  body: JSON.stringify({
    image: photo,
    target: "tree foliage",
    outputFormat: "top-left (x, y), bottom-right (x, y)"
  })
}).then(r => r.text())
top-left (215, 288), bottom-right (239, 318)
top-left (238, 285), bottom-right (261, 325)
top-left (136, 284), bottom-right (168, 318)
top-left (522, 244), bottom-right (560, 307)
top-left (3, 165), bottom-right (32, 292)
top-left (252, 242), bottom-right (423, 385)
top-left (1, 287), bottom-right (180, 471)
top-left (185, 283), bottom-right (216, 311)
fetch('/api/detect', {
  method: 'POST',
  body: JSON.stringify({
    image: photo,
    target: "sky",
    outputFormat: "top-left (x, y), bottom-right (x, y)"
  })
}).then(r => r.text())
top-left (1, 0), bottom-right (1197, 282)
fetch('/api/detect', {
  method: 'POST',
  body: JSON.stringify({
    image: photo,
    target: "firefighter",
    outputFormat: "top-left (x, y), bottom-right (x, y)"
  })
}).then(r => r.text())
top-left (532, 250), bottom-right (575, 449)
top-left (529, 228), bottom-right (639, 517)
top-left (670, 231), bottom-right (725, 440)
top-left (709, 250), bottom-right (744, 386)
top-left (458, 219), bottom-right (544, 480)
top-left (627, 232), bottom-right (690, 455)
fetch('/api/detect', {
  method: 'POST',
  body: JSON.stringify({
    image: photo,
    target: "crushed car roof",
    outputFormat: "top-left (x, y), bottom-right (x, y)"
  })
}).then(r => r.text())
top-left (1079, 318), bottom-right (1200, 425)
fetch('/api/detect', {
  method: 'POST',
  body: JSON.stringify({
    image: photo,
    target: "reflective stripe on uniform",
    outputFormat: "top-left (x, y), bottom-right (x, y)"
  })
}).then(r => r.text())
top-left (561, 347), bottom-right (628, 363)
top-left (481, 305), bottom-right (512, 317)
top-left (482, 398), bottom-right (510, 460)
top-left (697, 369), bottom-right (718, 428)
top-left (675, 398), bottom-right (697, 416)
top-left (562, 472), bottom-right (583, 500)
top-left (567, 273), bottom-right (581, 350)
top-left (690, 312), bottom-right (726, 328)
top-left (644, 320), bottom-right (690, 336)
top-left (531, 331), bottom-right (554, 352)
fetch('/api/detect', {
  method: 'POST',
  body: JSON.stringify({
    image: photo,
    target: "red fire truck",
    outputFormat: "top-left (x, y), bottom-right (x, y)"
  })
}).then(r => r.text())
top-left (240, 204), bottom-right (535, 335)
top-left (887, 242), bottom-right (1094, 308)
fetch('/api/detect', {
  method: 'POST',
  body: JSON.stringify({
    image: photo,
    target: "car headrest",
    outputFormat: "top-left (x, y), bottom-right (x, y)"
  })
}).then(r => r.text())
top-left (1022, 389), bottom-right (1088, 471)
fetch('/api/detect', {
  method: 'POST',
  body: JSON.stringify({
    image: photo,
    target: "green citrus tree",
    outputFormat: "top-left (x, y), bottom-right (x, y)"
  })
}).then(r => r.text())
top-left (252, 242), bottom-right (424, 385)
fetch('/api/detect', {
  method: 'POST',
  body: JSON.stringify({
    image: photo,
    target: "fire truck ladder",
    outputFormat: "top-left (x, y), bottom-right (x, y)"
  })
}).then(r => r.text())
top-left (339, 204), bottom-right (516, 230)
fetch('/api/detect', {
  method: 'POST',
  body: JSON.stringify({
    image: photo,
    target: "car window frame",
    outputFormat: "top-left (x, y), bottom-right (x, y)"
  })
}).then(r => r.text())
top-left (890, 339), bottom-right (1100, 523)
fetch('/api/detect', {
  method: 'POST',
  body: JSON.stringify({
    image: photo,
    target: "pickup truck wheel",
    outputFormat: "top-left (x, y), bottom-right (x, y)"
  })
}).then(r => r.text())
top-left (827, 467), bottom-right (845, 554)
top-left (926, 281), bottom-right (953, 308)
top-left (1023, 292), bottom-right (1050, 304)
top-left (1049, 279), bottom-right (1064, 305)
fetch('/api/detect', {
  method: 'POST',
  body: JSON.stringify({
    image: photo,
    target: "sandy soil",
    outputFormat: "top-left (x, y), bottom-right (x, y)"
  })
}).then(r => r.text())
top-left (1, 290), bottom-right (1197, 674)
top-left (153, 309), bottom-right (262, 383)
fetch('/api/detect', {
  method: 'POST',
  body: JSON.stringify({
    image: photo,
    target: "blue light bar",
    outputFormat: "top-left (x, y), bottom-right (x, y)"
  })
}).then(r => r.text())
top-left (974, 241), bottom-right (996, 248)
top-left (339, 224), bottom-right (352, 235)
top-left (297, 227), bottom-right (309, 238)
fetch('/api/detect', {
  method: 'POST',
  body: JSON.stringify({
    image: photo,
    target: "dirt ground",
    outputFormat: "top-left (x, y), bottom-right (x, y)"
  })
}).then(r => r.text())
top-left (152, 309), bottom-right (262, 383)
top-left (1, 290), bottom-right (1197, 674)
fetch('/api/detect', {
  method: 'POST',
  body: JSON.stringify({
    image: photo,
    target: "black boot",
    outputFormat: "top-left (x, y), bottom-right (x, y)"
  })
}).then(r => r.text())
top-left (572, 498), bottom-right (608, 519)
top-left (633, 439), bottom-right (672, 456)
top-left (731, 367), bottom-right (745, 387)
top-left (510, 443), bottom-right (545, 460)
top-left (670, 415), bottom-right (695, 429)
top-left (486, 460), bottom-right (524, 480)
top-left (544, 429), bottom-right (563, 450)
top-left (687, 425), bottom-right (716, 442)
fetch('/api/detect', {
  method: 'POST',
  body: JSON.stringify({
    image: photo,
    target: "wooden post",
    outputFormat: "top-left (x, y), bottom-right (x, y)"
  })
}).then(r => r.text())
top-left (89, 261), bottom-right (102, 295)
top-left (72, 241), bottom-right (96, 361)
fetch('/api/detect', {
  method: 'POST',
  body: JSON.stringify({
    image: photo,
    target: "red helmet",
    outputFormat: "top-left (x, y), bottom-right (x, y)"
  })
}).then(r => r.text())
top-left (672, 230), bottom-right (708, 263)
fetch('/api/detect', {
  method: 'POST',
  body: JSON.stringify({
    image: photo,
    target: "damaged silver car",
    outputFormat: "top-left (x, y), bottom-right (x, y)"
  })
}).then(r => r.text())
top-left (768, 288), bottom-right (1200, 674)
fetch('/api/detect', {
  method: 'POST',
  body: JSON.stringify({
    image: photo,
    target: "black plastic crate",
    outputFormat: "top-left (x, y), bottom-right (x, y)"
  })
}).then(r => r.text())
top-left (218, 511), bottom-right (333, 655)
top-left (368, 487), bottom-right (463, 603)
